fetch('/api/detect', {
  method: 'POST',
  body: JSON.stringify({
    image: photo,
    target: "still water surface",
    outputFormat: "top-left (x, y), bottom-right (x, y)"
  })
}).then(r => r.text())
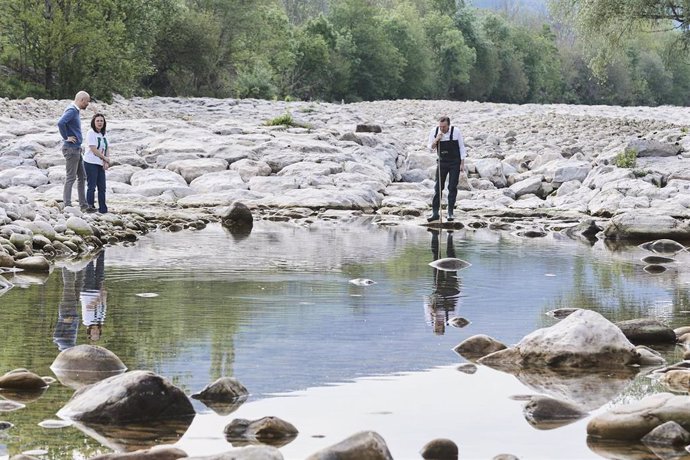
top-left (1, 219), bottom-right (689, 459)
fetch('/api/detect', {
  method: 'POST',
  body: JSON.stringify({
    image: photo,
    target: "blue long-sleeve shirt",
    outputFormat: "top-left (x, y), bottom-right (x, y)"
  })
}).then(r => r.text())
top-left (57, 103), bottom-right (83, 147)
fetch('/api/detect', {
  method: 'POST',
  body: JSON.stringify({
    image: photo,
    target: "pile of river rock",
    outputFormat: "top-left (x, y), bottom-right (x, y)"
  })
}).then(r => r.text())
top-left (1, 97), bottom-right (690, 274)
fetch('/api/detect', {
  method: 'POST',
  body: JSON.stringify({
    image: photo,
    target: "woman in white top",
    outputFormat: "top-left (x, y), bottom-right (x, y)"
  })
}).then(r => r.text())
top-left (84, 113), bottom-right (110, 213)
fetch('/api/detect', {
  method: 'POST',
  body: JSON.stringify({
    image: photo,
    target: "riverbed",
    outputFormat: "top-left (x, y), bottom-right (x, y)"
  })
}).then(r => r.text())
top-left (0, 220), bottom-right (688, 459)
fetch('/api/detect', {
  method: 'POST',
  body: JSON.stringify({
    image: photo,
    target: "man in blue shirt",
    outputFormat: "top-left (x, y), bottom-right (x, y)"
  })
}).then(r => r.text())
top-left (57, 91), bottom-right (90, 209)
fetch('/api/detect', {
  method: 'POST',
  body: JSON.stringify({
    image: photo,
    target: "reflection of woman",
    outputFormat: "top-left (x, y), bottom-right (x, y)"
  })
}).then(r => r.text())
top-left (80, 252), bottom-right (107, 341)
top-left (84, 113), bottom-right (110, 213)
top-left (424, 229), bottom-right (461, 335)
top-left (53, 267), bottom-right (84, 351)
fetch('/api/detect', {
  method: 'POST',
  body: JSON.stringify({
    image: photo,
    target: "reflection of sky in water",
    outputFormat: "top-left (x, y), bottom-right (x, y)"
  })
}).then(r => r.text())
top-left (2, 219), bottom-right (690, 458)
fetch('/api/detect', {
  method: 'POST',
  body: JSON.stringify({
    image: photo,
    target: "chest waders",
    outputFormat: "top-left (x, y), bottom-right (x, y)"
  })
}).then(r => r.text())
top-left (433, 127), bottom-right (461, 222)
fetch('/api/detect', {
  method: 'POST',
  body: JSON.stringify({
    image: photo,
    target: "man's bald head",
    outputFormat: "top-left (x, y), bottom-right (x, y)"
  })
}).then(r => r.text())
top-left (74, 91), bottom-right (90, 110)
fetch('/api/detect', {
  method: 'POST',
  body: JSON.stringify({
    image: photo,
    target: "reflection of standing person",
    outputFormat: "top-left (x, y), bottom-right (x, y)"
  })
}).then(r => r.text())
top-left (424, 229), bottom-right (461, 335)
top-left (84, 113), bottom-right (110, 213)
top-left (57, 91), bottom-right (90, 210)
top-left (80, 252), bottom-right (107, 341)
top-left (53, 267), bottom-right (85, 351)
top-left (427, 116), bottom-right (467, 222)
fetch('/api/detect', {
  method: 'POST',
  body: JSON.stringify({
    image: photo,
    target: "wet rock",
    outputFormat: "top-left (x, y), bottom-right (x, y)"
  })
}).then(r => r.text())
top-left (545, 308), bottom-right (580, 319)
top-left (13, 255), bottom-right (50, 272)
top-left (220, 201), bottom-right (253, 232)
top-left (0, 420), bottom-right (13, 429)
top-left (523, 395), bottom-right (588, 430)
top-left (604, 212), bottom-right (690, 241)
top-left (492, 455), bottom-right (520, 460)
top-left (453, 334), bottom-right (507, 360)
top-left (224, 416), bottom-right (298, 447)
top-left (192, 377), bottom-right (248, 401)
top-left (50, 344), bottom-right (127, 389)
top-left (674, 326), bottom-right (690, 338)
top-left (641, 255), bottom-right (675, 264)
top-left (429, 258), bottom-right (471, 271)
top-left (640, 239), bottom-right (685, 254)
top-left (447, 317), bottom-right (470, 328)
top-left (420, 438), bottom-right (458, 460)
top-left (635, 346), bottom-right (666, 366)
top-left (0, 253), bottom-right (14, 267)
top-left (641, 420), bottom-right (690, 446)
top-left (659, 370), bottom-right (690, 392)
top-left (306, 430), bottom-right (393, 460)
top-left (644, 264), bottom-right (667, 274)
top-left (478, 310), bottom-right (638, 369)
top-left (37, 419), bottom-right (72, 429)
top-left (186, 445), bottom-right (283, 459)
top-left (587, 392), bottom-right (690, 441)
top-left (456, 363), bottom-right (477, 374)
top-left (0, 369), bottom-right (48, 390)
top-left (57, 370), bottom-right (195, 424)
top-left (615, 318), bottom-right (676, 344)
top-left (88, 445), bottom-right (188, 460)
top-left (191, 377), bottom-right (249, 415)
top-left (0, 399), bottom-right (25, 411)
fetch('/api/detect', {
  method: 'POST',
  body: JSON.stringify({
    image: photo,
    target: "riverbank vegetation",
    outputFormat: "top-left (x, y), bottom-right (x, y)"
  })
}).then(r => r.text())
top-left (0, 0), bottom-right (688, 106)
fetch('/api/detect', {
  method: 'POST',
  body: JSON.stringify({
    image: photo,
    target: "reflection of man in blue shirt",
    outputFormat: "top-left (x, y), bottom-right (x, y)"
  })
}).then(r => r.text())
top-left (53, 267), bottom-right (84, 351)
top-left (81, 251), bottom-right (107, 341)
top-left (424, 229), bottom-right (461, 335)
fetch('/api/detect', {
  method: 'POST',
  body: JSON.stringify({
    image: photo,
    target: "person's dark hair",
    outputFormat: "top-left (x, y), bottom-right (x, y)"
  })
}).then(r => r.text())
top-left (91, 113), bottom-right (107, 134)
top-left (439, 116), bottom-right (450, 124)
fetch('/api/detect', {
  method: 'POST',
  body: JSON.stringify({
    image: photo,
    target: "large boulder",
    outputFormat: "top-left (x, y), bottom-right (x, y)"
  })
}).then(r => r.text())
top-left (604, 212), bottom-right (690, 241)
top-left (50, 344), bottom-right (127, 389)
top-left (57, 370), bottom-right (195, 424)
top-left (587, 393), bottom-right (690, 441)
top-left (478, 310), bottom-right (639, 369)
top-left (306, 431), bottom-right (393, 460)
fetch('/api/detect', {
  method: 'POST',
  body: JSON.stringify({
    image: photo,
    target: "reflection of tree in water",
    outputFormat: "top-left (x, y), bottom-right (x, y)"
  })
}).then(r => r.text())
top-left (425, 230), bottom-right (461, 335)
top-left (543, 250), bottom-right (690, 330)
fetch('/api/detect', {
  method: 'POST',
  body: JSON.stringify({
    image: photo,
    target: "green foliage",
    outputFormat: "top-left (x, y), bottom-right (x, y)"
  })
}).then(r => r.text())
top-left (614, 148), bottom-right (638, 168)
top-left (0, 0), bottom-right (688, 105)
top-left (330, 0), bottom-right (405, 100)
top-left (264, 111), bottom-right (311, 128)
top-left (234, 62), bottom-right (278, 99)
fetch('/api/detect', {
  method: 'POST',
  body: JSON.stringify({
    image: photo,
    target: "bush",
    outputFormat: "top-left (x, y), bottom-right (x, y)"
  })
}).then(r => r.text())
top-left (265, 112), bottom-right (295, 126)
top-left (614, 148), bottom-right (637, 168)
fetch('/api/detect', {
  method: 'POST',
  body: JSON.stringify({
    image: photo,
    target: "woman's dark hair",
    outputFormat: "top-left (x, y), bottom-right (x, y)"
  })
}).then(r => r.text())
top-left (91, 113), bottom-right (107, 134)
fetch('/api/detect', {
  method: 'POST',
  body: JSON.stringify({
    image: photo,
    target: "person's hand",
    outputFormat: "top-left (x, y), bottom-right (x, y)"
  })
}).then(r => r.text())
top-left (103, 161), bottom-right (110, 171)
top-left (66, 136), bottom-right (77, 143)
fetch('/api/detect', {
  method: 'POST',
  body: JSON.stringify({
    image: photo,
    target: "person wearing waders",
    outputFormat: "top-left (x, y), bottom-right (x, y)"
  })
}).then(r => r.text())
top-left (427, 116), bottom-right (466, 222)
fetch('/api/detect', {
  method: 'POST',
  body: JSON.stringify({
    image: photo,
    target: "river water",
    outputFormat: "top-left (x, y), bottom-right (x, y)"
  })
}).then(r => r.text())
top-left (1, 218), bottom-right (689, 459)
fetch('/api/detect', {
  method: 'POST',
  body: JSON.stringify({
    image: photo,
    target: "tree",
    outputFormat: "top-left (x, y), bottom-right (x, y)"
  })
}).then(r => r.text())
top-left (381, 2), bottom-right (436, 99)
top-left (423, 11), bottom-right (476, 98)
top-left (330, 0), bottom-right (405, 100)
top-left (552, 0), bottom-right (690, 76)
top-left (0, 0), bottom-right (165, 100)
